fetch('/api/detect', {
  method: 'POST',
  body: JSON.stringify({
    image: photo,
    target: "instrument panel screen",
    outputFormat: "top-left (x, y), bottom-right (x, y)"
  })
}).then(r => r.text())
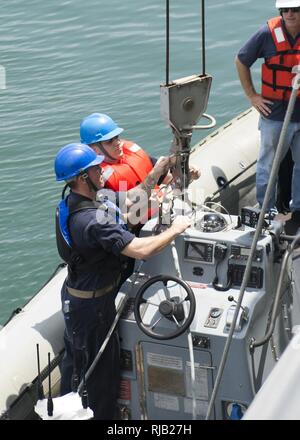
top-left (184, 240), bottom-right (214, 263)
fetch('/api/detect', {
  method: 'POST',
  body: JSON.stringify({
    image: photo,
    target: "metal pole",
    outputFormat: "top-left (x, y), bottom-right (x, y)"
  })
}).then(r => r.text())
top-left (166, 0), bottom-right (170, 85)
top-left (201, 0), bottom-right (205, 75)
top-left (205, 68), bottom-right (300, 420)
top-left (251, 232), bottom-right (300, 349)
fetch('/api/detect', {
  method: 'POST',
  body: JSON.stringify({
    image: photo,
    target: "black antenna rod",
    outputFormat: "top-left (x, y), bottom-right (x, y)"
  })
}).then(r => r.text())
top-left (36, 344), bottom-right (45, 400)
top-left (71, 332), bottom-right (79, 392)
top-left (47, 352), bottom-right (53, 417)
top-left (166, 0), bottom-right (170, 85)
top-left (80, 347), bottom-right (89, 409)
top-left (201, 0), bottom-right (206, 75)
top-left (81, 371), bottom-right (88, 409)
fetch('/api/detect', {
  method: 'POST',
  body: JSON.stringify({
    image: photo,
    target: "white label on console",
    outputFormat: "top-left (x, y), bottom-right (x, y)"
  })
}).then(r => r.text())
top-left (147, 353), bottom-right (183, 370)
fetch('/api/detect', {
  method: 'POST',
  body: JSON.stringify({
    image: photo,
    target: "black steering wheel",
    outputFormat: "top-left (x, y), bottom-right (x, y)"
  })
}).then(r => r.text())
top-left (134, 274), bottom-right (196, 340)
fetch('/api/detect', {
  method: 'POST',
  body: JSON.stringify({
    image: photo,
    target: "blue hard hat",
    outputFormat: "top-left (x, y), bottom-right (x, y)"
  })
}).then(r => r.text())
top-left (80, 113), bottom-right (124, 144)
top-left (54, 143), bottom-right (104, 181)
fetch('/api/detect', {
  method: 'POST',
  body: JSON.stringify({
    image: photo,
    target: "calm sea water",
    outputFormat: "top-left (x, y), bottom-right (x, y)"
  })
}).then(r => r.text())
top-left (0, 0), bottom-right (273, 324)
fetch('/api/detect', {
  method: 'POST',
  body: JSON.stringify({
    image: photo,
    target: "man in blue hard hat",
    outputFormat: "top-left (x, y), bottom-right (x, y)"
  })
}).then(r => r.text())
top-left (79, 112), bottom-right (200, 196)
top-left (54, 143), bottom-right (191, 419)
top-left (80, 113), bottom-right (156, 192)
top-left (235, 0), bottom-right (300, 234)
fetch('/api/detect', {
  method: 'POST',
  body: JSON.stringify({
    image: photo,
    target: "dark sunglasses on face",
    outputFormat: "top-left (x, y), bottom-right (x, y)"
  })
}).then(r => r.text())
top-left (105, 135), bottom-right (119, 144)
top-left (280, 7), bottom-right (300, 13)
top-left (89, 165), bottom-right (103, 175)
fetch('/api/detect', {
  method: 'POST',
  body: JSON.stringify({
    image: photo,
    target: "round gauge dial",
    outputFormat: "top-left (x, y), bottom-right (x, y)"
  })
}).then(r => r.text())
top-left (210, 308), bottom-right (221, 318)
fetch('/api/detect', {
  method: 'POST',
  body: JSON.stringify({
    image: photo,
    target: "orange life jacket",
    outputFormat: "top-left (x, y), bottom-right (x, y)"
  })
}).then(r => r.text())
top-left (101, 140), bottom-right (160, 224)
top-left (261, 16), bottom-right (300, 101)
top-left (101, 140), bottom-right (154, 191)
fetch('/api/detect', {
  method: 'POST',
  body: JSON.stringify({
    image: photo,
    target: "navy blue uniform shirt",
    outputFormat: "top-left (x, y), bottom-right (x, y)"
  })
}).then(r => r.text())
top-left (237, 21), bottom-right (300, 121)
top-left (67, 192), bottom-right (135, 291)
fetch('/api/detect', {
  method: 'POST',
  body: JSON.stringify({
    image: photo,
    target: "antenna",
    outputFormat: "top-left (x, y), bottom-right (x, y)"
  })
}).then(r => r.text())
top-left (47, 352), bottom-right (53, 417)
top-left (81, 371), bottom-right (88, 409)
top-left (71, 332), bottom-right (79, 392)
top-left (80, 347), bottom-right (89, 409)
top-left (36, 344), bottom-right (45, 400)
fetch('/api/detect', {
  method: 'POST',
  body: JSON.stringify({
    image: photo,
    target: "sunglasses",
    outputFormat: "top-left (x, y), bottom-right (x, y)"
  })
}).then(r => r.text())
top-left (280, 7), bottom-right (300, 13)
top-left (105, 135), bottom-right (119, 144)
top-left (88, 165), bottom-right (103, 175)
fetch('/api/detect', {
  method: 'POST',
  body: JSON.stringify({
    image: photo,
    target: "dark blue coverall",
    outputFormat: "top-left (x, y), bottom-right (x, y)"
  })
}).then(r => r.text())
top-left (59, 191), bottom-right (135, 419)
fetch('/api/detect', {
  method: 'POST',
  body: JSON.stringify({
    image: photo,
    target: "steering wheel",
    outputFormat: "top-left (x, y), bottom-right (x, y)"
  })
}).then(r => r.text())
top-left (134, 274), bottom-right (196, 340)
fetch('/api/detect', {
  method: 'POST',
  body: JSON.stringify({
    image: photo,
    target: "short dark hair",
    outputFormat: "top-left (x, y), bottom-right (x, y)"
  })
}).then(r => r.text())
top-left (66, 177), bottom-right (77, 189)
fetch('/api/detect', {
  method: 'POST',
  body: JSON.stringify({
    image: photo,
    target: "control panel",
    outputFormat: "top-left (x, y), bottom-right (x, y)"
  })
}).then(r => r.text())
top-left (230, 245), bottom-right (263, 263)
top-left (183, 238), bottom-right (264, 289)
top-left (117, 211), bottom-right (287, 421)
top-left (184, 241), bottom-right (264, 264)
top-left (228, 264), bottom-right (263, 289)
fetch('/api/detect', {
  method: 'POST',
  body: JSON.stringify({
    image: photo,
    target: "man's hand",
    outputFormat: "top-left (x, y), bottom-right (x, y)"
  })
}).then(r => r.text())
top-left (155, 155), bottom-right (200, 185)
top-left (170, 215), bottom-right (192, 234)
top-left (152, 156), bottom-right (172, 178)
top-left (235, 58), bottom-right (273, 117)
top-left (189, 166), bottom-right (201, 182)
top-left (250, 93), bottom-right (273, 116)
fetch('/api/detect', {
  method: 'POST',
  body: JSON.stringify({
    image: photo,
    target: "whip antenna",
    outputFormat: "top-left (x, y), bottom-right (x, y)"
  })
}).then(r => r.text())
top-left (47, 352), bottom-right (53, 417)
top-left (36, 344), bottom-right (45, 400)
top-left (80, 349), bottom-right (89, 410)
top-left (71, 332), bottom-right (79, 392)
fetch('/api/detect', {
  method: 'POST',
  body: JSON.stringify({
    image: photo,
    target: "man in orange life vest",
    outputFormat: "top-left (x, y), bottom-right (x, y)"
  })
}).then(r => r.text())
top-left (235, 0), bottom-right (300, 234)
top-left (79, 113), bottom-right (200, 217)
top-left (80, 113), bottom-right (159, 192)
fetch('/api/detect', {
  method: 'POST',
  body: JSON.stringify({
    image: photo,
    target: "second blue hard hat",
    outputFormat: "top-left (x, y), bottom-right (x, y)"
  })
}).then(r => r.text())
top-left (55, 143), bottom-right (104, 181)
top-left (80, 113), bottom-right (124, 144)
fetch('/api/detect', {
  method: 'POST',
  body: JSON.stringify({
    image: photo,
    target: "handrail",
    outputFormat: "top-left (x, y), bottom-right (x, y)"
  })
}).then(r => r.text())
top-left (250, 233), bottom-right (300, 350)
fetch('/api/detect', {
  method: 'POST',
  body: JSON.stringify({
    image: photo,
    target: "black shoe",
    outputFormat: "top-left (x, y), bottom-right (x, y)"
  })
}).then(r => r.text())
top-left (291, 210), bottom-right (300, 222)
top-left (284, 210), bottom-right (300, 235)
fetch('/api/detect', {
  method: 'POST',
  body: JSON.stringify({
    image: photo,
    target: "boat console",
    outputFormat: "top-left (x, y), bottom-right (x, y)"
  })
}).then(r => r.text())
top-left (117, 209), bottom-right (293, 420)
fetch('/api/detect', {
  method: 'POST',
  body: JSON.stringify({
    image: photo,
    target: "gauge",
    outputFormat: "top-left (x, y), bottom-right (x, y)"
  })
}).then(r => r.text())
top-left (210, 308), bottom-right (222, 318)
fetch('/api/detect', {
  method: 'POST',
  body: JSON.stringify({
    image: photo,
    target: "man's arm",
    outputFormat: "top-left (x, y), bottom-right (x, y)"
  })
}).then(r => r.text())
top-left (121, 215), bottom-right (191, 259)
top-left (235, 56), bottom-right (273, 116)
top-left (120, 156), bottom-right (200, 226)
top-left (136, 156), bottom-right (171, 196)
top-left (111, 156), bottom-right (169, 227)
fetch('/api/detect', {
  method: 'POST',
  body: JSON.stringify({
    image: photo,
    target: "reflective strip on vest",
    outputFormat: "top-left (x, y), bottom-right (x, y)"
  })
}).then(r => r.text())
top-left (102, 166), bottom-right (115, 183)
top-left (128, 143), bottom-right (141, 152)
top-left (274, 26), bottom-right (285, 44)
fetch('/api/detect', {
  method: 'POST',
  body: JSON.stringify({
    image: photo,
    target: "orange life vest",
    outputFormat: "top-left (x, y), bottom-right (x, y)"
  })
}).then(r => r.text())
top-left (101, 140), bottom-right (160, 224)
top-left (101, 140), bottom-right (154, 191)
top-left (261, 16), bottom-right (300, 101)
